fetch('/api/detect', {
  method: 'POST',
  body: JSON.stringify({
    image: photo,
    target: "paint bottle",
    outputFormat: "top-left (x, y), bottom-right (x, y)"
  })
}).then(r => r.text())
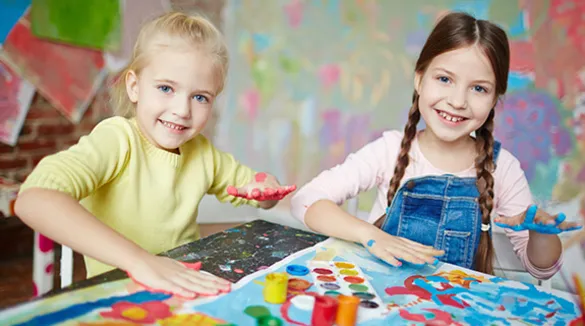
top-left (311, 295), bottom-right (339, 326)
top-left (335, 295), bottom-right (360, 326)
top-left (256, 315), bottom-right (283, 326)
top-left (263, 272), bottom-right (288, 304)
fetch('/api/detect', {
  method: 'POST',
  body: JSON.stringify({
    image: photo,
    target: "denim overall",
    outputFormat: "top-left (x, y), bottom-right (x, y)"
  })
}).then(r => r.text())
top-left (379, 141), bottom-right (501, 269)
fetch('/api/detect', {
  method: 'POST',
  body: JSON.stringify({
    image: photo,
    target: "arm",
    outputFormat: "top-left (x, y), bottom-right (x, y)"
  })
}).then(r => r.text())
top-left (293, 132), bottom-right (444, 265)
top-left (494, 152), bottom-right (562, 279)
top-left (14, 118), bottom-right (148, 271)
top-left (292, 133), bottom-right (393, 239)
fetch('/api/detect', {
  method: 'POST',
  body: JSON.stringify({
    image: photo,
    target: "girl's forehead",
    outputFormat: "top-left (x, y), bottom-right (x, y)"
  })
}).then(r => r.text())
top-left (428, 46), bottom-right (495, 82)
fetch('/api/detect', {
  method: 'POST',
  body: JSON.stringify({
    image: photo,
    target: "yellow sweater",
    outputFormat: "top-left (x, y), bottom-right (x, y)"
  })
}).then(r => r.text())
top-left (19, 116), bottom-right (258, 277)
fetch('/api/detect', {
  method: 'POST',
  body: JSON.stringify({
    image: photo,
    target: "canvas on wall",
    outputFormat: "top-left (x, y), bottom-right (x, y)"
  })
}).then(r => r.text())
top-left (0, 54), bottom-right (35, 146)
top-left (2, 13), bottom-right (108, 123)
top-left (217, 0), bottom-right (585, 222)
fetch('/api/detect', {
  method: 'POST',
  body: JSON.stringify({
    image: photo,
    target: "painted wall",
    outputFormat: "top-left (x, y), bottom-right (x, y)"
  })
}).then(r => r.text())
top-left (199, 0), bottom-right (585, 289)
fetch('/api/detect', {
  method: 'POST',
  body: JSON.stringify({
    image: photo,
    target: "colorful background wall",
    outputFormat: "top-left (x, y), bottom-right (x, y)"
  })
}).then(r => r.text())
top-left (214, 0), bottom-right (585, 222)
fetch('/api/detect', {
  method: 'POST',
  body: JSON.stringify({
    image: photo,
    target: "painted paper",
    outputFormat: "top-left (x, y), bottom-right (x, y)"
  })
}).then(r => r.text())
top-left (0, 54), bottom-right (34, 146)
top-left (0, 0), bottom-right (30, 45)
top-left (0, 238), bottom-right (581, 325)
top-left (30, 0), bottom-right (121, 51)
top-left (2, 13), bottom-right (107, 123)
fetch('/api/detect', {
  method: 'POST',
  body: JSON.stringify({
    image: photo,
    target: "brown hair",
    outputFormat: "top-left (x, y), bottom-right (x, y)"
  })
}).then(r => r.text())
top-left (382, 12), bottom-right (510, 274)
top-left (110, 11), bottom-right (228, 117)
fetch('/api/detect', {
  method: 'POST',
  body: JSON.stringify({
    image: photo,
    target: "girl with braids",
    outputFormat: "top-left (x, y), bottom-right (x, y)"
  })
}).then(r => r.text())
top-left (291, 12), bottom-right (581, 277)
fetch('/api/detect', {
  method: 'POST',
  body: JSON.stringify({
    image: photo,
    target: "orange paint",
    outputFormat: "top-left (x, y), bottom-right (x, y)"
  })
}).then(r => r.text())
top-left (336, 295), bottom-right (360, 326)
top-left (343, 276), bottom-right (364, 284)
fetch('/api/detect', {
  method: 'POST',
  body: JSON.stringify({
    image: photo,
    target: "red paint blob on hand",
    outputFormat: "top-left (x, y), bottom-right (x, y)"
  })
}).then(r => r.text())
top-left (227, 186), bottom-right (238, 196)
top-left (255, 172), bottom-right (267, 182)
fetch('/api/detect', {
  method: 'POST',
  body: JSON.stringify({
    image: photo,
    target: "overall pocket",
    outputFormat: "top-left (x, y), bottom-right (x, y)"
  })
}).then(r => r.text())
top-left (398, 192), bottom-right (444, 247)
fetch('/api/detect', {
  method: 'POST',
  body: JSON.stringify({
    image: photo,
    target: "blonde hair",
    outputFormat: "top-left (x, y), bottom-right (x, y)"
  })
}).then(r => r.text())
top-left (110, 11), bottom-right (228, 117)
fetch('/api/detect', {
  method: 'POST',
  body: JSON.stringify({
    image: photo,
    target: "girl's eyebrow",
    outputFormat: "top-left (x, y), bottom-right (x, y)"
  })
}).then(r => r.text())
top-left (433, 67), bottom-right (494, 86)
top-left (155, 78), bottom-right (216, 97)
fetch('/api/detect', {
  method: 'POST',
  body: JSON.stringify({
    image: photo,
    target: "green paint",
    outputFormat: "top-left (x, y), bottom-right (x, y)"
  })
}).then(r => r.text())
top-left (244, 305), bottom-right (270, 318)
top-left (257, 316), bottom-right (283, 326)
top-left (349, 284), bottom-right (368, 292)
top-left (324, 290), bottom-right (341, 297)
top-left (30, 0), bottom-right (121, 50)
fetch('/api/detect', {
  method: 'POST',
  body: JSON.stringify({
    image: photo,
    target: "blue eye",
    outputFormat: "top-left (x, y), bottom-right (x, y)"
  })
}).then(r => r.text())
top-left (474, 85), bottom-right (487, 93)
top-left (438, 76), bottom-right (450, 83)
top-left (158, 85), bottom-right (172, 93)
top-left (193, 94), bottom-right (209, 103)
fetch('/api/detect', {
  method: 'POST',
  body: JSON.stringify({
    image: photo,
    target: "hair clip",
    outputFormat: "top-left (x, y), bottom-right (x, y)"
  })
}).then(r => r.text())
top-left (481, 223), bottom-right (490, 232)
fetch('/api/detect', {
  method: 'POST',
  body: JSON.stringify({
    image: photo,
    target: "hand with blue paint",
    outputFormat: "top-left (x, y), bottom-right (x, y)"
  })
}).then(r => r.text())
top-left (494, 205), bottom-right (583, 234)
top-left (360, 229), bottom-right (444, 267)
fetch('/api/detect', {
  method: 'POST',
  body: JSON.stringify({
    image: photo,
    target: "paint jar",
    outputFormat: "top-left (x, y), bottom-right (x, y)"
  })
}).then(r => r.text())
top-left (256, 315), bottom-right (283, 326)
top-left (311, 295), bottom-right (339, 326)
top-left (336, 295), bottom-right (360, 326)
top-left (263, 272), bottom-right (288, 304)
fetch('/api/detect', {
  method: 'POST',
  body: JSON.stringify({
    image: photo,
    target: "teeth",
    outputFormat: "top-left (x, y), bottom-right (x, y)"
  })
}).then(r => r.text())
top-left (439, 111), bottom-right (464, 122)
top-left (161, 120), bottom-right (185, 130)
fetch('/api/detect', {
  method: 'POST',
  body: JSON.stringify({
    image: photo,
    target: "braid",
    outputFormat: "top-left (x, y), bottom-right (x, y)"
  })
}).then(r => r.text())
top-left (473, 109), bottom-right (496, 274)
top-left (374, 92), bottom-right (420, 228)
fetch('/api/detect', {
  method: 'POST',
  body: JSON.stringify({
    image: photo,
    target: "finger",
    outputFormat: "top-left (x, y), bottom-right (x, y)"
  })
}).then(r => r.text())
top-left (389, 248), bottom-right (428, 265)
top-left (263, 188), bottom-right (275, 197)
top-left (495, 221), bottom-right (525, 231)
top-left (250, 188), bottom-right (261, 199)
top-left (554, 213), bottom-right (566, 226)
top-left (524, 205), bottom-right (537, 224)
top-left (227, 186), bottom-right (238, 196)
top-left (494, 215), bottom-right (522, 226)
top-left (173, 274), bottom-right (221, 296)
top-left (558, 221), bottom-right (583, 231)
top-left (159, 280), bottom-right (197, 299)
top-left (372, 249), bottom-right (402, 267)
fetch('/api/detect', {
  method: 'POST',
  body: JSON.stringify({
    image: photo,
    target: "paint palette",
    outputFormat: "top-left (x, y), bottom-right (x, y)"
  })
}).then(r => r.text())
top-left (307, 260), bottom-right (387, 320)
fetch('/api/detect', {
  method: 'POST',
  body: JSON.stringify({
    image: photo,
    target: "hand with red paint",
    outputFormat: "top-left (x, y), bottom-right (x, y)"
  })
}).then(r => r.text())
top-left (126, 254), bottom-right (231, 299)
top-left (227, 172), bottom-right (296, 208)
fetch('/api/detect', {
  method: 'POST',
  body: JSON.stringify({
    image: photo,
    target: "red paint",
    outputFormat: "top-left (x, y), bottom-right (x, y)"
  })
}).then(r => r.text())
top-left (343, 276), bottom-right (364, 284)
top-left (234, 268), bottom-right (244, 274)
top-left (288, 278), bottom-right (311, 291)
top-left (311, 295), bottom-right (338, 326)
top-left (313, 268), bottom-right (333, 275)
top-left (317, 275), bottom-right (336, 282)
top-left (399, 308), bottom-right (459, 324)
top-left (32, 281), bottom-right (38, 296)
top-left (38, 234), bottom-right (54, 253)
top-left (45, 263), bottom-right (53, 274)
top-left (255, 172), bottom-right (267, 182)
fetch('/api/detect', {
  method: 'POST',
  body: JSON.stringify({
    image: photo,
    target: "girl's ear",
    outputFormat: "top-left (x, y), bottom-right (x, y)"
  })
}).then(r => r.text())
top-left (125, 70), bottom-right (139, 103)
top-left (414, 71), bottom-right (423, 94)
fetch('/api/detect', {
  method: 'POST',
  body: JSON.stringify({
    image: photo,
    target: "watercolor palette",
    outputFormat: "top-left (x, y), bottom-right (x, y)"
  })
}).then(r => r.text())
top-left (307, 260), bottom-right (387, 319)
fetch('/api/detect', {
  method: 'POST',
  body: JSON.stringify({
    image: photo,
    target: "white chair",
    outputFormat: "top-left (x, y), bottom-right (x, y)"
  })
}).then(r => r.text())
top-left (32, 232), bottom-right (73, 296)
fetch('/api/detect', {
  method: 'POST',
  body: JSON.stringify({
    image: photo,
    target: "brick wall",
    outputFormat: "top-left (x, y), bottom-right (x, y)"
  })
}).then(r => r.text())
top-left (0, 89), bottom-right (111, 184)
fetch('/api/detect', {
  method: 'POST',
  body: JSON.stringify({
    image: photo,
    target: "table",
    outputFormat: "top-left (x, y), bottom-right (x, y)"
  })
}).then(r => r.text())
top-left (44, 219), bottom-right (328, 297)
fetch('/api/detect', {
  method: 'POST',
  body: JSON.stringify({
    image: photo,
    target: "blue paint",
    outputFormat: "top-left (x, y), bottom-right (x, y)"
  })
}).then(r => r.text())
top-left (15, 291), bottom-right (171, 326)
top-left (508, 11), bottom-right (528, 38)
top-left (366, 239), bottom-right (375, 247)
top-left (0, 0), bottom-right (31, 44)
top-left (451, 0), bottom-right (492, 20)
top-left (286, 264), bottom-right (309, 276)
top-left (252, 33), bottom-right (271, 52)
top-left (507, 72), bottom-right (533, 91)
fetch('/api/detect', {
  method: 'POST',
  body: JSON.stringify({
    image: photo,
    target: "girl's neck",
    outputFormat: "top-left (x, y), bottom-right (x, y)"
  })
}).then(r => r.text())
top-left (417, 129), bottom-right (476, 173)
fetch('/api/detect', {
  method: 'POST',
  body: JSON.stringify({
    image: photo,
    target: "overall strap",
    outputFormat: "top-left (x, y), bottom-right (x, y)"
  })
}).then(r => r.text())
top-left (492, 140), bottom-right (502, 164)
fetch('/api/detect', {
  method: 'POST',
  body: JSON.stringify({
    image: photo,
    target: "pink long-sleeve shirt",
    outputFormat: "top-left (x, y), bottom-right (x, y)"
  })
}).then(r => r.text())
top-left (291, 130), bottom-right (561, 279)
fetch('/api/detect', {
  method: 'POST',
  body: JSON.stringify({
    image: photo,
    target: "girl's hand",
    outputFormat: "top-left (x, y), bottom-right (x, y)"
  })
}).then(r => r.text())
top-left (495, 205), bottom-right (582, 234)
top-left (227, 172), bottom-right (296, 201)
top-left (126, 254), bottom-right (231, 299)
top-left (360, 228), bottom-right (444, 267)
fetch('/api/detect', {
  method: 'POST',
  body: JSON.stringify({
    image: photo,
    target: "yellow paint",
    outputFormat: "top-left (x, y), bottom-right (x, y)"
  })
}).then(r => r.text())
top-left (263, 272), bottom-right (288, 304)
top-left (120, 307), bottom-right (147, 320)
top-left (334, 262), bottom-right (355, 269)
top-left (159, 313), bottom-right (227, 326)
top-left (312, 247), bottom-right (337, 261)
top-left (78, 322), bottom-right (139, 326)
top-left (339, 269), bottom-right (358, 276)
